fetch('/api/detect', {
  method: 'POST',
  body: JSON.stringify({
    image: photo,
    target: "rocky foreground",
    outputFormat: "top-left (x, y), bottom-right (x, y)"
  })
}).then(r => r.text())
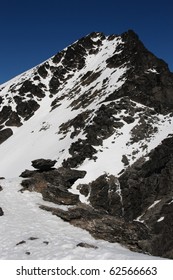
top-left (18, 153), bottom-right (173, 259)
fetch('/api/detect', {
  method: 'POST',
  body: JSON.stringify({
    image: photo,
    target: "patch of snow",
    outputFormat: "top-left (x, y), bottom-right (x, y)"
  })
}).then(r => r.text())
top-left (115, 179), bottom-right (124, 215)
top-left (146, 68), bottom-right (159, 74)
top-left (148, 200), bottom-right (161, 210)
top-left (134, 214), bottom-right (145, 224)
top-left (157, 216), bottom-right (165, 222)
top-left (168, 199), bottom-right (173, 205)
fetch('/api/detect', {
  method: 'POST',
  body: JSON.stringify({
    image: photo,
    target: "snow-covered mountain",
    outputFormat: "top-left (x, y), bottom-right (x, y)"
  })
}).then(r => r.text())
top-left (0, 30), bottom-right (173, 259)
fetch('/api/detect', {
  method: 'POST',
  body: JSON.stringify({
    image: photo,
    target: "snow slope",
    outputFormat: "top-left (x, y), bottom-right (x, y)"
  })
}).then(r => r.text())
top-left (0, 33), bottom-right (127, 178)
top-left (0, 32), bottom-right (173, 180)
top-left (0, 93), bottom-right (172, 182)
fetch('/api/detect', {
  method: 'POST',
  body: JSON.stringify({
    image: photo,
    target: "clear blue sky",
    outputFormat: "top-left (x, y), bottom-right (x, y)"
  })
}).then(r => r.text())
top-left (0, 0), bottom-right (173, 84)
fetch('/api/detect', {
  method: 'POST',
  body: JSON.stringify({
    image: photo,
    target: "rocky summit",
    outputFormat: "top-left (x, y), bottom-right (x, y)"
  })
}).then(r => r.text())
top-left (0, 30), bottom-right (173, 259)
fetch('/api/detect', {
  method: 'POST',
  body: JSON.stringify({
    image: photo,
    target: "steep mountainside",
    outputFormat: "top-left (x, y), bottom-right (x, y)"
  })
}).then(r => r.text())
top-left (0, 30), bottom-right (173, 259)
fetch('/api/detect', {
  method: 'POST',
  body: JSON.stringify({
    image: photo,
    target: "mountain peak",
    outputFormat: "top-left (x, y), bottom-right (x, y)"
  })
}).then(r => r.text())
top-left (122, 28), bottom-right (139, 38)
top-left (1, 30), bottom-right (173, 259)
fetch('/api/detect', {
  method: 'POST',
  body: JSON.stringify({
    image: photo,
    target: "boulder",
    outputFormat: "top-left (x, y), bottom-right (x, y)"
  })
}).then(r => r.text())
top-left (31, 159), bottom-right (57, 171)
top-left (76, 242), bottom-right (98, 249)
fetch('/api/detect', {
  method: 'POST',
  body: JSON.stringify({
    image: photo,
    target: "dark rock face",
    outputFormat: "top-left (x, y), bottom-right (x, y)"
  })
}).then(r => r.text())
top-left (16, 99), bottom-right (40, 120)
top-left (119, 136), bottom-right (173, 220)
top-left (18, 80), bottom-right (45, 98)
top-left (118, 135), bottom-right (173, 258)
top-left (88, 174), bottom-right (122, 216)
top-left (105, 30), bottom-right (173, 113)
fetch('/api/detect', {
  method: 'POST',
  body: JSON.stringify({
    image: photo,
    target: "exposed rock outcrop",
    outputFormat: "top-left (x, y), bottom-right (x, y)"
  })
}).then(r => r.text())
top-left (86, 174), bottom-right (122, 216)
top-left (40, 204), bottom-right (151, 254)
top-left (20, 160), bottom-right (86, 205)
top-left (105, 30), bottom-right (173, 114)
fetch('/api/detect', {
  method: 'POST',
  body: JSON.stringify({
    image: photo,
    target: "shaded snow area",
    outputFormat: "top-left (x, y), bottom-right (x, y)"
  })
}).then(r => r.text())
top-left (0, 178), bottom-right (162, 260)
